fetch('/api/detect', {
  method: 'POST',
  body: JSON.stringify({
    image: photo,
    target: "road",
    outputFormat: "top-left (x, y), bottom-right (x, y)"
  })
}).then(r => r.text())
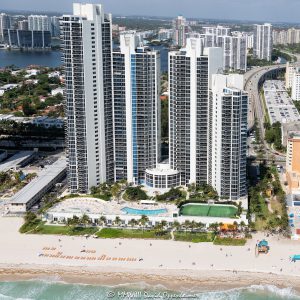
top-left (244, 65), bottom-right (287, 164)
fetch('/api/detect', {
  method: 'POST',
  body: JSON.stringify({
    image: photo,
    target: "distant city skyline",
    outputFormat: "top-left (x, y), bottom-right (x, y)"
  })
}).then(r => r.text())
top-left (1, 0), bottom-right (300, 23)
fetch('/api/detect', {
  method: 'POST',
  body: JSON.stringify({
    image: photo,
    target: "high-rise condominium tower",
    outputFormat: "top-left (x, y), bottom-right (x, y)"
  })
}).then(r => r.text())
top-left (28, 15), bottom-right (51, 31)
top-left (113, 31), bottom-right (161, 184)
top-left (172, 15), bottom-right (189, 47)
top-left (61, 3), bottom-right (114, 193)
top-left (201, 26), bottom-right (247, 72)
top-left (210, 74), bottom-right (248, 202)
top-left (0, 13), bottom-right (11, 41)
top-left (169, 34), bottom-right (223, 185)
top-left (253, 23), bottom-right (273, 61)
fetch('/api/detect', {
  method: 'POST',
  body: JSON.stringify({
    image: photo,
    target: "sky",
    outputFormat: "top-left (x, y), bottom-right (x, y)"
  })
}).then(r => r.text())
top-left (1, 0), bottom-right (300, 23)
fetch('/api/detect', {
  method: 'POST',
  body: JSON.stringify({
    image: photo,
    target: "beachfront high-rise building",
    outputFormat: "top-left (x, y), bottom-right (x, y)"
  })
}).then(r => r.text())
top-left (169, 34), bottom-right (223, 185)
top-left (253, 23), bottom-right (273, 61)
top-left (28, 15), bottom-right (51, 32)
top-left (112, 31), bottom-right (161, 184)
top-left (210, 74), bottom-right (248, 201)
top-left (0, 13), bottom-right (11, 41)
top-left (61, 3), bottom-right (114, 193)
top-left (172, 15), bottom-right (190, 47)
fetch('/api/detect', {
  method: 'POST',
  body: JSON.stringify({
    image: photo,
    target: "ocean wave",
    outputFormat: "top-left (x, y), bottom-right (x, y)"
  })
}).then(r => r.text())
top-left (1, 280), bottom-right (300, 300)
top-left (190, 284), bottom-right (300, 300)
top-left (247, 284), bottom-right (300, 299)
top-left (0, 293), bottom-right (32, 300)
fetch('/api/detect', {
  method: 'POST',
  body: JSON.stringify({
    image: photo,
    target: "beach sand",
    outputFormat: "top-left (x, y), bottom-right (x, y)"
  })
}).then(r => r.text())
top-left (1, 216), bottom-right (300, 291)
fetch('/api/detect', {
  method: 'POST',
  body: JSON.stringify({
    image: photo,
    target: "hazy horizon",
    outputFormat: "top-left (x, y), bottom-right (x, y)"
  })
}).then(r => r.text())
top-left (1, 0), bottom-right (300, 23)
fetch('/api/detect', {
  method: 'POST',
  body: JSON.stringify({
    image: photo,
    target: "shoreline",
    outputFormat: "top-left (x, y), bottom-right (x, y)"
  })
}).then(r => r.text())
top-left (1, 264), bottom-right (300, 293)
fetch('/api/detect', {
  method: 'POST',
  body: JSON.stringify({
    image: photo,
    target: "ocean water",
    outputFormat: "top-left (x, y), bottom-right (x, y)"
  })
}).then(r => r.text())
top-left (0, 280), bottom-right (299, 300)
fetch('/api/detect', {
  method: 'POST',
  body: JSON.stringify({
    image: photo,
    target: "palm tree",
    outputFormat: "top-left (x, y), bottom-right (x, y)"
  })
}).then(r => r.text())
top-left (139, 215), bottom-right (149, 231)
top-left (160, 220), bottom-right (167, 229)
top-left (66, 217), bottom-right (74, 227)
top-left (209, 222), bottom-right (219, 234)
top-left (80, 214), bottom-right (91, 227)
top-left (99, 216), bottom-right (107, 226)
top-left (190, 220), bottom-right (197, 232)
top-left (154, 223), bottom-right (163, 236)
top-left (90, 186), bottom-right (98, 195)
top-left (240, 221), bottom-right (246, 232)
top-left (183, 220), bottom-right (191, 233)
top-left (173, 221), bottom-right (181, 232)
top-left (197, 222), bottom-right (205, 231)
top-left (128, 219), bottom-right (137, 228)
top-left (72, 215), bottom-right (80, 226)
top-left (111, 183), bottom-right (121, 202)
top-left (114, 216), bottom-right (122, 227)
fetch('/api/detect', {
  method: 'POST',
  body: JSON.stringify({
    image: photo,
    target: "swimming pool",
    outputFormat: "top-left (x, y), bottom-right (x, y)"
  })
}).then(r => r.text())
top-left (121, 207), bottom-right (167, 216)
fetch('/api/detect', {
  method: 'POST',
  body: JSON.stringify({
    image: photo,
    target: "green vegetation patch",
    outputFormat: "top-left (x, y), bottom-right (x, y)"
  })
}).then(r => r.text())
top-left (33, 225), bottom-right (98, 236)
top-left (97, 228), bottom-right (171, 240)
top-left (213, 237), bottom-right (247, 246)
top-left (174, 232), bottom-right (215, 243)
top-left (180, 204), bottom-right (237, 218)
top-left (123, 186), bottom-right (148, 201)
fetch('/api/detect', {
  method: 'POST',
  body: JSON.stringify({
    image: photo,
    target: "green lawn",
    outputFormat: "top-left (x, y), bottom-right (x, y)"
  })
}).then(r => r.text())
top-left (174, 232), bottom-right (215, 243)
top-left (213, 237), bottom-right (247, 246)
top-left (180, 204), bottom-right (237, 218)
top-left (32, 225), bottom-right (99, 236)
top-left (96, 228), bottom-right (171, 240)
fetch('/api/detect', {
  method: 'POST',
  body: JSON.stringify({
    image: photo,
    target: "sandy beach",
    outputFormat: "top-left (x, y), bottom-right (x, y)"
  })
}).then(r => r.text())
top-left (1, 216), bottom-right (300, 291)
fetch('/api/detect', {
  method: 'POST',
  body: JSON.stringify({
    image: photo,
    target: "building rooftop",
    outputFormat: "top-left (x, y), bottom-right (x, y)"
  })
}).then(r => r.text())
top-left (282, 122), bottom-right (300, 146)
top-left (9, 158), bottom-right (67, 205)
top-left (0, 151), bottom-right (34, 172)
top-left (263, 80), bottom-right (300, 125)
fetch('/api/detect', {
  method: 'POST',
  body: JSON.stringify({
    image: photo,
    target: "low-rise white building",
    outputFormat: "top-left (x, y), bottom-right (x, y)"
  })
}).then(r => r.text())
top-left (6, 158), bottom-right (67, 214)
top-left (263, 80), bottom-right (300, 124)
top-left (0, 84), bottom-right (19, 96)
top-left (48, 71), bottom-right (60, 78)
top-left (51, 87), bottom-right (64, 96)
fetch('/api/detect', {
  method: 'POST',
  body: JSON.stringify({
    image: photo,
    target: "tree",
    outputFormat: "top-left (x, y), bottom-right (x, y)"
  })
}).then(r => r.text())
top-left (24, 212), bottom-right (37, 223)
top-left (128, 219), bottom-right (137, 228)
top-left (160, 220), bottom-right (167, 229)
top-left (209, 222), bottom-right (219, 233)
top-left (90, 186), bottom-right (98, 194)
top-left (22, 98), bottom-right (36, 116)
top-left (190, 220), bottom-right (197, 232)
top-left (114, 216), bottom-right (122, 227)
top-left (237, 202), bottom-right (243, 216)
top-left (111, 183), bottom-right (121, 201)
top-left (139, 215), bottom-right (149, 231)
top-left (80, 214), bottom-right (91, 227)
top-left (123, 186), bottom-right (148, 201)
top-left (173, 221), bottom-right (181, 231)
top-left (183, 220), bottom-right (191, 233)
top-left (197, 222), bottom-right (205, 231)
top-left (154, 223), bottom-right (164, 236)
top-left (99, 216), bottom-right (107, 226)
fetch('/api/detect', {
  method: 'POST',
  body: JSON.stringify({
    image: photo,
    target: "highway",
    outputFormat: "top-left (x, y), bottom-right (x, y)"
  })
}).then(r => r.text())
top-left (244, 65), bottom-right (287, 164)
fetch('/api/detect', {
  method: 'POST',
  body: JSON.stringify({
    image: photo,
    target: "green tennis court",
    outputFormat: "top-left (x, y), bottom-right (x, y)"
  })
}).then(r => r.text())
top-left (180, 204), bottom-right (237, 218)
